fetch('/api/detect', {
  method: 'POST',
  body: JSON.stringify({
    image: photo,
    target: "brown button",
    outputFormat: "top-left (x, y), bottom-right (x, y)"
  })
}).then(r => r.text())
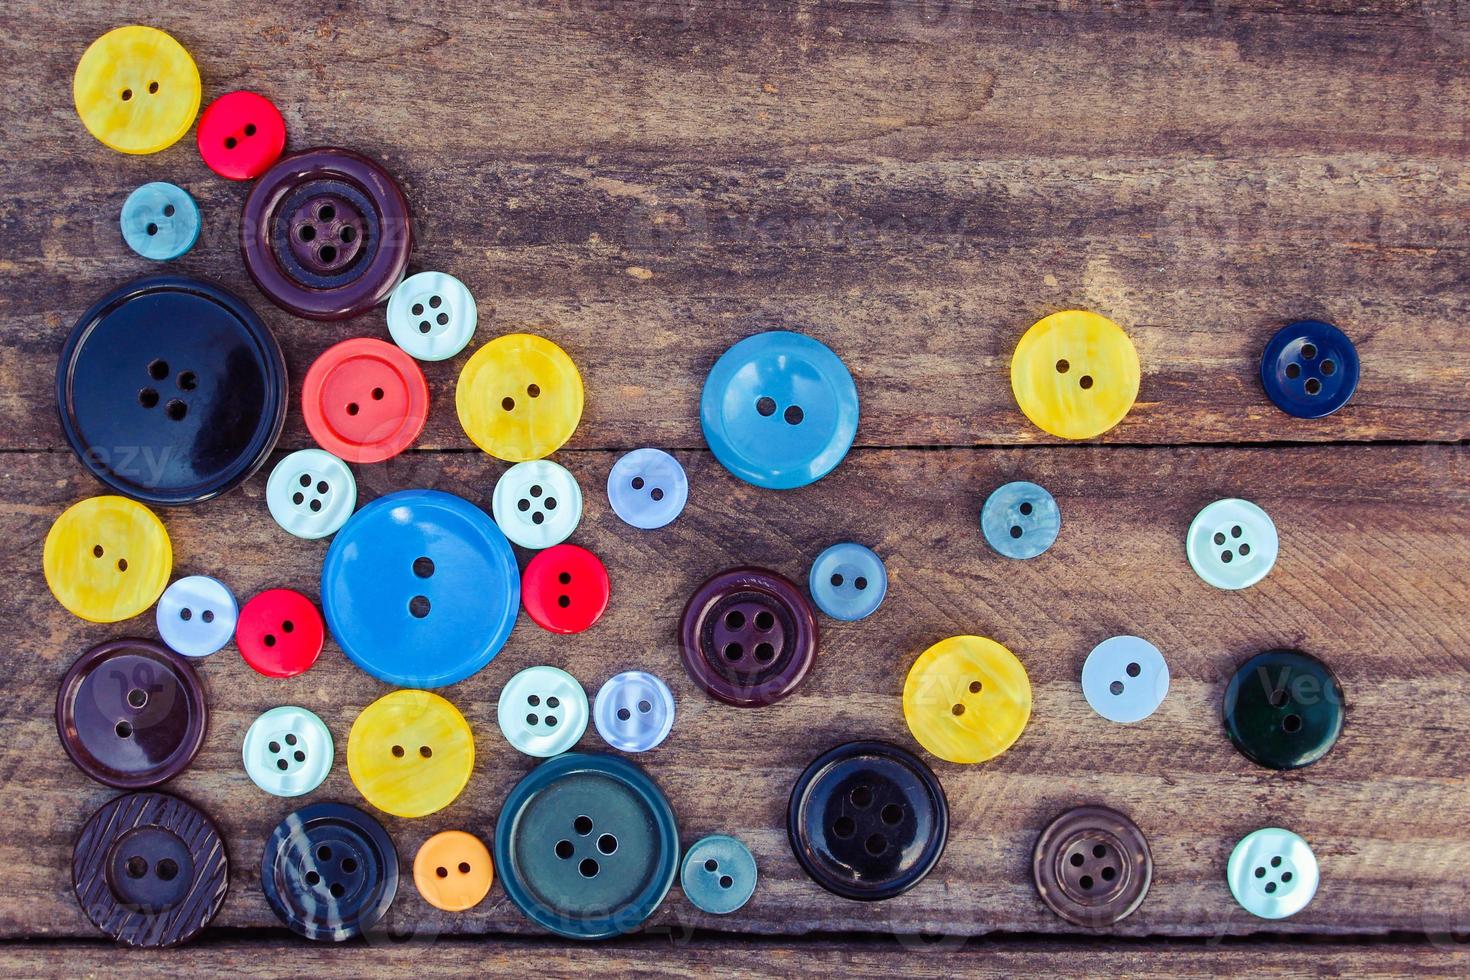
top-left (1032, 805), bottom-right (1151, 927)
top-left (679, 566), bottom-right (818, 707)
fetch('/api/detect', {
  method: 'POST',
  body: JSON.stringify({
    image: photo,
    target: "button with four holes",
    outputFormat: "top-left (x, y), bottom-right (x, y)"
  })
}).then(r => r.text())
top-left (1261, 320), bottom-right (1360, 419)
top-left (261, 802), bottom-right (399, 942)
top-left (903, 635), bottom-right (1032, 764)
top-left (303, 338), bottom-right (428, 463)
top-left (981, 481), bottom-right (1061, 560)
top-left (1081, 635), bottom-right (1170, 724)
top-left (1011, 310), bottom-right (1140, 440)
top-left (679, 567), bottom-right (820, 708)
top-left (498, 666), bottom-right (590, 758)
top-left (348, 690), bottom-right (474, 818)
top-left (387, 271), bottom-right (477, 361)
top-left (681, 835), bottom-right (757, 915)
top-left (267, 449), bottom-right (357, 539)
top-left (1227, 827), bottom-right (1320, 920)
top-left (593, 671), bottom-right (676, 753)
top-left (1186, 498), bottom-right (1279, 590)
top-left (808, 542), bottom-right (887, 621)
top-left (492, 459), bottom-right (583, 550)
top-left (44, 495), bottom-right (172, 623)
top-left (236, 589), bottom-right (324, 678)
top-left (120, 182), bottom-right (199, 261)
top-left (1032, 805), bottom-right (1152, 927)
top-left (413, 831), bottom-right (494, 912)
top-left (243, 706), bottom-right (334, 798)
top-left (196, 90), bottom-right (286, 180)
top-left (607, 448), bottom-right (689, 529)
top-left (521, 544), bottom-right (609, 634)
top-left (73, 25), bottom-right (200, 155)
top-left (1223, 650), bottom-right (1343, 770)
top-left (156, 575), bottom-right (237, 658)
top-left (457, 333), bottom-right (585, 461)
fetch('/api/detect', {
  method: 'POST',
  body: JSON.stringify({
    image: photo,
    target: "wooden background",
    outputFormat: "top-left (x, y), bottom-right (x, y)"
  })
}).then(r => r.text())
top-left (3, 0), bottom-right (1470, 975)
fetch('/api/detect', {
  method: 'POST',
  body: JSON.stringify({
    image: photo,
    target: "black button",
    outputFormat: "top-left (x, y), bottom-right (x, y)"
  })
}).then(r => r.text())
top-left (1223, 649), bottom-right (1344, 770)
top-left (260, 802), bottom-right (398, 942)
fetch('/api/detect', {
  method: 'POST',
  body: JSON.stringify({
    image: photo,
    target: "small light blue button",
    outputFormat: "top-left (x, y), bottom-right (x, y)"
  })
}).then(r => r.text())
top-left (492, 460), bottom-right (583, 550)
top-left (808, 542), bottom-right (887, 621)
top-left (981, 481), bottom-right (1060, 559)
top-left (1186, 498), bottom-right (1278, 590)
top-left (681, 835), bottom-right (757, 915)
top-left (1227, 827), bottom-right (1319, 920)
top-left (243, 706), bottom-right (334, 798)
top-left (266, 449), bottom-right (357, 540)
top-left (607, 449), bottom-right (688, 530)
top-left (593, 671), bottom-right (675, 753)
top-left (156, 575), bottom-right (237, 657)
top-left (387, 271), bottom-right (477, 362)
top-left (1081, 635), bottom-right (1169, 724)
top-left (497, 665), bottom-right (589, 757)
top-left (120, 182), bottom-right (200, 261)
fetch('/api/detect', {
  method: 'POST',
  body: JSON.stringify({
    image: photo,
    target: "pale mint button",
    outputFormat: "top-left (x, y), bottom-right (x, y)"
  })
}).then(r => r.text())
top-left (497, 665), bottom-right (588, 757)
top-left (156, 575), bottom-right (237, 657)
top-left (387, 271), bottom-right (477, 361)
top-left (266, 449), bottom-right (357, 539)
top-left (120, 181), bottom-right (200, 261)
top-left (1227, 827), bottom-right (1319, 920)
top-left (243, 706), bottom-right (334, 798)
top-left (1081, 635), bottom-right (1169, 724)
top-left (1186, 498), bottom-right (1278, 590)
top-left (681, 835), bottom-right (757, 915)
top-left (491, 460), bottom-right (582, 550)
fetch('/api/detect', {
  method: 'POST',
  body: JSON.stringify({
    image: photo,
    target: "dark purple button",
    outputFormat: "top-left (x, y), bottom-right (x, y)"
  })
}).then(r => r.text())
top-left (56, 638), bottom-right (207, 789)
top-left (679, 566), bottom-right (818, 707)
top-left (72, 791), bottom-right (228, 947)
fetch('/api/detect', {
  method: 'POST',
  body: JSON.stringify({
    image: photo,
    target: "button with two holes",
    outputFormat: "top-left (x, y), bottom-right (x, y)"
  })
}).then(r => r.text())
top-left (679, 566), bottom-right (819, 707)
top-left (261, 801), bottom-right (399, 941)
top-left (903, 635), bottom-right (1032, 764)
top-left (981, 481), bottom-right (1061, 559)
top-left (73, 26), bottom-right (200, 155)
top-left (492, 460), bottom-right (583, 550)
top-left (593, 671), bottom-right (676, 753)
top-left (1010, 309), bottom-right (1140, 440)
top-left (267, 449), bottom-right (357, 539)
top-left (156, 575), bottom-right (237, 658)
top-left (45, 495), bottom-right (172, 623)
top-left (1186, 498), bottom-right (1279, 591)
top-left (457, 333), bottom-right (584, 461)
top-left (196, 90), bottom-right (286, 180)
top-left (1261, 320), bottom-right (1360, 419)
top-left (1227, 827), bottom-right (1320, 920)
top-left (1223, 649), bottom-right (1343, 770)
top-left (498, 666), bottom-right (590, 758)
top-left (387, 271), bottom-right (477, 361)
top-left (681, 835), bottom-right (757, 915)
top-left (808, 542), bottom-right (887, 621)
top-left (348, 690), bottom-right (474, 818)
top-left (303, 338), bottom-right (428, 463)
top-left (236, 589), bottom-right (324, 678)
top-left (607, 448), bottom-right (689, 529)
top-left (414, 831), bottom-right (494, 912)
top-left (521, 544), bottom-right (609, 634)
top-left (1081, 635), bottom-right (1170, 724)
top-left (1032, 805), bottom-right (1152, 927)
top-left (120, 182), bottom-right (199, 261)
top-left (243, 705), bottom-right (334, 798)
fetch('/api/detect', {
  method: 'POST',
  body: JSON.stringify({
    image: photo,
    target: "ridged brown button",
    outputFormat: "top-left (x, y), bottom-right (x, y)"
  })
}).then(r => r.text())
top-left (679, 566), bottom-right (818, 707)
top-left (1032, 805), bottom-right (1151, 927)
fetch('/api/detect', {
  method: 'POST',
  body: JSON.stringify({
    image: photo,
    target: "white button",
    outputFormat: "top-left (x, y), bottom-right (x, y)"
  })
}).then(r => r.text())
top-left (156, 575), bottom-right (238, 657)
top-left (491, 460), bottom-right (582, 549)
top-left (387, 271), bottom-right (477, 361)
top-left (497, 665), bottom-right (589, 757)
top-left (266, 449), bottom-right (357, 539)
top-left (1081, 635), bottom-right (1170, 724)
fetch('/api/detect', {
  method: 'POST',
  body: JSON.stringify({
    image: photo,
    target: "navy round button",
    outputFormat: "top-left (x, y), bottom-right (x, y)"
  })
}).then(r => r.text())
top-left (260, 802), bottom-right (398, 942)
top-left (1260, 320), bottom-right (1360, 418)
top-left (57, 276), bottom-right (287, 505)
top-left (607, 449), bottom-right (688, 529)
top-left (981, 481), bottom-right (1060, 559)
top-left (808, 543), bottom-right (887, 621)
top-left (322, 489), bottom-right (519, 688)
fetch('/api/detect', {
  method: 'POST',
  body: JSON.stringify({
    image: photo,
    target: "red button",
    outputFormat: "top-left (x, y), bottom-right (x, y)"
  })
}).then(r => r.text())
top-left (521, 544), bottom-right (609, 634)
top-left (303, 338), bottom-right (428, 463)
top-left (197, 91), bottom-right (287, 180)
top-left (237, 589), bottom-right (324, 678)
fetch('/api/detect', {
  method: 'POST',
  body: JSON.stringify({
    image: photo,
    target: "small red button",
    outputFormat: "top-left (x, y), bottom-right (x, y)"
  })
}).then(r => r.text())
top-left (521, 544), bottom-right (609, 634)
top-left (237, 589), bottom-right (324, 678)
top-left (197, 91), bottom-right (287, 181)
top-left (303, 338), bottom-right (428, 463)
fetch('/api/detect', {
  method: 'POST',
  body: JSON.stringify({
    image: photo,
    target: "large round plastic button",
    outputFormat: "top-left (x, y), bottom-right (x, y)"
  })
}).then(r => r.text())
top-left (700, 331), bottom-right (859, 490)
top-left (302, 338), bottom-right (428, 463)
top-left (58, 276), bottom-right (287, 504)
top-left (261, 802), bottom-right (399, 942)
top-left (1223, 650), bottom-right (1343, 770)
top-left (73, 26), bottom-right (200, 155)
top-left (808, 542), bottom-right (887, 622)
top-left (681, 835), bottom-right (756, 915)
top-left (1186, 498), bottom-right (1279, 590)
top-left (981, 481), bottom-right (1061, 559)
top-left (348, 690), bottom-right (474, 818)
top-left (236, 589), bottom-right (324, 678)
top-left (1261, 320), bottom-right (1360, 419)
top-left (498, 666), bottom-right (590, 758)
top-left (322, 489), bottom-right (519, 687)
top-left (388, 272), bottom-right (477, 361)
top-left (1032, 805), bottom-right (1152, 927)
top-left (243, 706), bottom-right (334, 798)
top-left (494, 752), bottom-right (679, 940)
top-left (1011, 310), bottom-right (1139, 440)
top-left (414, 831), bottom-right (494, 912)
top-left (44, 496), bottom-right (171, 623)
top-left (266, 449), bottom-right (357, 539)
top-left (73, 792), bottom-right (227, 947)
top-left (607, 449), bottom-right (688, 530)
top-left (787, 740), bottom-right (947, 901)
top-left (120, 182), bottom-right (199, 261)
top-left (457, 334), bottom-right (584, 461)
top-left (593, 671), bottom-right (675, 754)
top-left (1227, 827), bottom-right (1319, 920)
top-left (903, 635), bottom-right (1031, 764)
top-left (679, 567), bottom-right (819, 707)
top-left (522, 544), bottom-right (609, 634)
top-left (492, 460), bottom-right (583, 550)
top-left (156, 575), bottom-right (237, 657)
top-left (1081, 636), bottom-right (1170, 724)
top-left (196, 90), bottom-right (287, 180)
top-left (56, 638), bottom-right (206, 789)
top-left (242, 148), bottom-right (413, 320)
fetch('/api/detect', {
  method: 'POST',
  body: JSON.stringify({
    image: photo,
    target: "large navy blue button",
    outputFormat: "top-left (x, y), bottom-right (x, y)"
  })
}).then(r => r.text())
top-left (1260, 320), bottom-right (1360, 418)
top-left (57, 276), bottom-right (287, 504)
top-left (260, 802), bottom-right (398, 942)
top-left (322, 489), bottom-right (519, 688)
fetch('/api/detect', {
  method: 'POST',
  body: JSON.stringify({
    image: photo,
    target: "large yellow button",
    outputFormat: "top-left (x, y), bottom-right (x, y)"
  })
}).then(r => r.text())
top-left (903, 635), bottom-right (1031, 764)
top-left (413, 830), bottom-right (494, 911)
top-left (348, 690), bottom-right (474, 818)
top-left (73, 26), bottom-right (201, 155)
top-left (456, 334), bottom-right (584, 461)
top-left (1010, 310), bottom-right (1140, 440)
top-left (44, 496), bottom-right (172, 623)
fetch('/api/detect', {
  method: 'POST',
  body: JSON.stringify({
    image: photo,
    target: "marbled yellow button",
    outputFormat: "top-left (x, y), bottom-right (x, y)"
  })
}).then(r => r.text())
top-left (1010, 310), bottom-right (1139, 440)
top-left (73, 26), bottom-right (201, 155)
top-left (903, 635), bottom-right (1031, 764)
top-left (347, 690), bottom-right (474, 818)
top-left (413, 830), bottom-right (494, 911)
top-left (44, 496), bottom-right (171, 623)
top-left (456, 334), bottom-right (584, 461)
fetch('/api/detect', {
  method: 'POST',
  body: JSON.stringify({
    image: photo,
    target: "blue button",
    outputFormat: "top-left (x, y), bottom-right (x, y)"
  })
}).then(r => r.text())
top-left (607, 449), bottom-right (688, 529)
top-left (700, 331), bottom-right (859, 490)
top-left (681, 835), bottom-right (757, 915)
top-left (156, 575), bottom-right (237, 657)
top-left (120, 182), bottom-right (200, 261)
top-left (322, 489), bottom-right (519, 687)
top-left (808, 542), bottom-right (887, 621)
top-left (593, 671), bottom-right (675, 753)
top-left (981, 481), bottom-right (1060, 559)
top-left (1260, 320), bottom-right (1360, 418)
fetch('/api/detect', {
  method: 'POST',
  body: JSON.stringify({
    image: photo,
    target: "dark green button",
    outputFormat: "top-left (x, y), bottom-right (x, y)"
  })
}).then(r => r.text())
top-left (1223, 650), bottom-right (1343, 770)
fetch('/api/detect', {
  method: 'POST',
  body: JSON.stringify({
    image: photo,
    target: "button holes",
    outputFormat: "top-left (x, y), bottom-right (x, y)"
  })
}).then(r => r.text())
top-left (317, 845), bottom-right (333, 861)
top-left (162, 204), bottom-right (175, 218)
top-left (319, 204), bottom-right (336, 221)
top-left (1101, 865), bottom-right (1117, 881)
top-left (427, 295), bottom-right (442, 309)
top-left (854, 576), bottom-right (868, 590)
top-left (1055, 359), bottom-right (1070, 373)
top-left (865, 834), bottom-right (888, 856)
top-left (147, 81), bottom-right (159, 95)
top-left (315, 480), bottom-right (329, 494)
top-left (330, 883), bottom-right (344, 898)
top-left (283, 733), bottom-right (297, 746)
top-left (145, 222), bottom-right (159, 236)
top-left (115, 721), bottom-right (133, 738)
top-left (557, 571), bottom-right (572, 585)
top-left (754, 642), bottom-right (775, 662)
top-left (617, 707), bottom-right (631, 721)
top-left (1079, 874), bottom-right (1094, 890)
top-left (457, 861), bottom-right (471, 874)
top-left (1285, 362), bottom-right (1301, 379)
top-left (1322, 359), bottom-right (1336, 376)
top-left (527, 693), bottom-right (542, 706)
top-left (1213, 532), bottom-right (1226, 545)
top-left (180, 607), bottom-right (193, 621)
top-left (783, 405), bottom-right (804, 425)
top-left (1079, 375), bottom-right (1094, 390)
top-left (631, 476), bottom-right (645, 490)
top-left (705, 859), bottom-right (719, 872)
top-left (579, 858), bottom-right (600, 878)
top-left (1220, 550), bottom-right (1233, 563)
top-left (126, 856), bottom-right (148, 878)
top-left (413, 556), bottom-right (435, 578)
top-left (1304, 378), bottom-right (1322, 395)
top-left (419, 745), bottom-right (432, 758)
top-left (93, 544), bottom-right (104, 558)
top-left (341, 857), bottom-right (358, 873)
top-left (292, 492), bottom-right (305, 505)
top-left (881, 804), bottom-right (903, 825)
top-left (638, 700), bottom-right (651, 713)
top-left (530, 485), bottom-right (543, 498)
top-left (597, 834), bottom-right (618, 854)
top-left (320, 245), bottom-right (338, 263)
top-left (517, 498), bottom-right (531, 512)
top-left (555, 840), bottom-right (574, 859)
top-left (527, 383), bottom-right (541, 398)
top-left (546, 715), bottom-right (559, 727)
top-left (1239, 543), bottom-right (1251, 556)
top-left (952, 703), bottom-right (965, 715)
top-left (557, 595), bottom-right (571, 608)
top-left (724, 643), bottom-right (743, 661)
top-left (755, 396), bottom-right (777, 416)
top-left (1090, 844), bottom-right (1108, 859)
top-left (1281, 871), bottom-right (1293, 882)
top-left (148, 359), bottom-right (169, 380)
top-left (1264, 882), bottom-right (1278, 894)
top-left (1019, 501), bottom-right (1034, 515)
top-left (754, 611), bottom-right (775, 630)
top-left (1071, 853), bottom-right (1086, 867)
top-left (531, 512), bottom-right (545, 525)
top-left (371, 387), bottom-right (384, 400)
top-left (1010, 525), bottom-right (1023, 539)
top-left (720, 875), bottom-right (734, 888)
top-left (346, 402), bottom-right (359, 416)
top-left (526, 713), bottom-right (539, 725)
top-left (305, 871), bottom-right (321, 886)
top-left (500, 395), bottom-right (518, 412)
top-left (164, 400), bottom-right (187, 421)
top-left (412, 303), bottom-right (425, 316)
top-left (574, 816), bottom-right (594, 835)
top-left (724, 610), bottom-right (745, 629)
top-left (263, 634), bottom-right (276, 647)
top-left (650, 487), bottom-right (664, 501)
top-left (1109, 681), bottom-right (1125, 695)
top-left (409, 595), bottom-right (431, 618)
top-left (547, 696), bottom-right (560, 708)
top-left (969, 680), bottom-right (982, 693)
top-left (201, 610), bottom-right (214, 623)
top-left (1126, 662), bottom-right (1141, 677)
top-left (138, 388), bottom-right (159, 408)
top-left (419, 321), bottom-right (432, 334)
top-left (831, 573), bottom-right (844, 587)
top-left (1300, 343), bottom-right (1317, 360)
top-left (1230, 525), bottom-right (1243, 538)
top-left (832, 816), bottom-right (855, 839)
top-left (850, 786), bottom-right (873, 808)
top-left (299, 225), bottom-right (316, 242)
top-left (276, 759), bottom-right (288, 771)
top-left (121, 88), bottom-right (133, 101)
top-left (282, 620), bottom-right (294, 633)
top-left (391, 745), bottom-right (405, 757)
top-left (244, 122), bottom-right (257, 137)
top-left (1282, 714), bottom-right (1303, 734)
top-left (545, 498), bottom-right (558, 510)
top-left (127, 688), bottom-right (147, 708)
top-left (435, 312), bottom-right (449, 326)
top-left (309, 500), bottom-right (322, 512)
top-left (116, 558), bottom-right (128, 572)
top-left (177, 371), bottom-right (197, 390)
top-left (436, 866), bottom-right (449, 878)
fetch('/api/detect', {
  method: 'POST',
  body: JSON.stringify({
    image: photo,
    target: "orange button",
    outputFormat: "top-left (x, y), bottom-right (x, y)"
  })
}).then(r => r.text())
top-left (413, 830), bottom-right (493, 911)
top-left (303, 338), bottom-right (428, 463)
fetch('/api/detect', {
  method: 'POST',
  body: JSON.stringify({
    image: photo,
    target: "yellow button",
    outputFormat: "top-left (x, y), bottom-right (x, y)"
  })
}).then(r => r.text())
top-left (348, 690), bottom-right (474, 818)
top-left (1010, 310), bottom-right (1140, 440)
top-left (413, 830), bottom-right (494, 911)
top-left (44, 496), bottom-right (172, 623)
top-left (73, 26), bottom-right (201, 155)
top-left (903, 635), bottom-right (1031, 764)
top-left (456, 334), bottom-right (584, 461)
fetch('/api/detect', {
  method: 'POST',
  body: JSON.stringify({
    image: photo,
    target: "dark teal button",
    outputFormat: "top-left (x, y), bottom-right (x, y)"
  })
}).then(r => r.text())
top-left (1223, 650), bottom-right (1343, 770)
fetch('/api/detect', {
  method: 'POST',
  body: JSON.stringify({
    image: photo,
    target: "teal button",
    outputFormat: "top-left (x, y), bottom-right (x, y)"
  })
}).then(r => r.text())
top-left (1186, 498), bottom-right (1278, 590)
top-left (680, 835), bottom-right (756, 915)
top-left (1227, 827), bottom-right (1319, 920)
top-left (120, 182), bottom-right (199, 261)
top-left (981, 481), bottom-right (1061, 560)
top-left (243, 706), bottom-right (334, 798)
top-left (498, 665), bottom-right (589, 757)
top-left (808, 542), bottom-right (887, 621)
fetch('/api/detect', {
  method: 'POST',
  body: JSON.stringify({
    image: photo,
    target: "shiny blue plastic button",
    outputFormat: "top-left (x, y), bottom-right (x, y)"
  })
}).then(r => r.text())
top-left (266, 449), bottom-right (357, 539)
top-left (243, 705), bottom-right (334, 798)
top-left (808, 542), bottom-right (887, 621)
top-left (156, 574), bottom-right (237, 657)
top-left (1260, 320), bottom-right (1359, 419)
top-left (1081, 635), bottom-right (1170, 724)
top-left (681, 835), bottom-right (757, 915)
top-left (593, 671), bottom-right (675, 753)
top-left (607, 449), bottom-right (688, 529)
top-left (700, 331), bottom-right (859, 490)
top-left (322, 489), bottom-right (519, 688)
top-left (120, 182), bottom-right (199, 261)
top-left (981, 481), bottom-right (1060, 559)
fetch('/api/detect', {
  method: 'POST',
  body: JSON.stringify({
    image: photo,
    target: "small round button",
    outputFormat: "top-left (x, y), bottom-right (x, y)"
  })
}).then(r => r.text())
top-left (196, 90), bottom-right (287, 180)
top-left (981, 481), bottom-right (1061, 559)
top-left (414, 831), bottom-right (494, 912)
top-left (303, 338), bottom-right (428, 464)
top-left (1227, 827), bottom-right (1319, 920)
top-left (236, 589), bottom-right (324, 678)
top-left (1223, 650), bottom-right (1344, 770)
top-left (120, 182), bottom-right (199, 261)
top-left (498, 666), bottom-right (590, 758)
top-left (156, 575), bottom-right (237, 657)
top-left (266, 449), bottom-right (357, 539)
top-left (1011, 310), bottom-right (1140, 440)
top-left (679, 567), bottom-right (819, 707)
top-left (808, 542), bottom-right (887, 622)
top-left (607, 448), bottom-right (688, 529)
top-left (522, 544), bottom-right (609, 634)
top-left (73, 792), bottom-right (227, 947)
top-left (457, 333), bottom-right (584, 461)
top-left (494, 752), bottom-right (679, 939)
top-left (700, 331), bottom-right (859, 490)
top-left (1261, 320), bottom-right (1360, 419)
top-left (787, 740), bottom-right (948, 901)
top-left (243, 705), bottom-right (334, 798)
top-left (1032, 805), bottom-right (1152, 927)
top-left (388, 271), bottom-right (477, 361)
top-left (73, 26), bottom-right (200, 155)
top-left (492, 460), bottom-right (583, 550)
top-left (681, 835), bottom-right (756, 915)
top-left (1186, 498), bottom-right (1279, 591)
top-left (348, 690), bottom-right (474, 818)
top-left (593, 671), bottom-right (675, 753)
top-left (56, 638), bottom-right (206, 789)
top-left (261, 802), bottom-right (399, 942)
top-left (44, 496), bottom-right (171, 623)
top-left (903, 635), bottom-right (1031, 764)
top-left (1081, 636), bottom-right (1170, 724)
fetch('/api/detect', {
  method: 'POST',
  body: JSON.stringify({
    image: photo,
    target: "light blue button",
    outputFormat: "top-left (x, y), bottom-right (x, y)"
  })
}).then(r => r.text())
top-left (1081, 635), bottom-right (1169, 724)
top-left (266, 449), bottom-right (357, 539)
top-left (981, 481), bottom-right (1060, 559)
top-left (1227, 827), bottom-right (1319, 920)
top-left (1186, 498), bottom-right (1278, 590)
top-left (491, 460), bottom-right (582, 550)
top-left (387, 271), bottom-right (477, 362)
top-left (156, 575), bottom-right (237, 657)
top-left (607, 449), bottom-right (688, 529)
top-left (808, 542), bottom-right (886, 621)
top-left (497, 665), bottom-right (589, 757)
top-left (700, 331), bottom-right (859, 490)
top-left (243, 706), bottom-right (334, 798)
top-left (593, 671), bottom-right (675, 753)
top-left (681, 835), bottom-right (757, 915)
top-left (120, 182), bottom-right (200, 261)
